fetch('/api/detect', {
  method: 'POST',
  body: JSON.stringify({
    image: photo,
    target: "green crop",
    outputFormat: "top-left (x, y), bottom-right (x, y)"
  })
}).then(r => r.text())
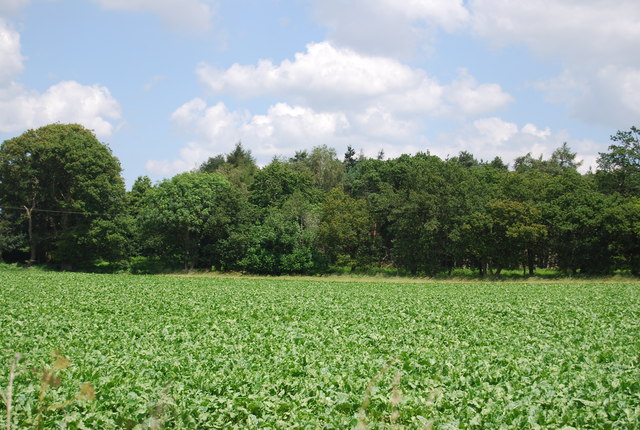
top-left (1, 271), bottom-right (639, 428)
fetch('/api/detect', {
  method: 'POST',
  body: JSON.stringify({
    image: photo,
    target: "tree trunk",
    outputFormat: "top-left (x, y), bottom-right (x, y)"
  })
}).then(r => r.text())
top-left (23, 205), bottom-right (36, 265)
top-left (527, 249), bottom-right (535, 276)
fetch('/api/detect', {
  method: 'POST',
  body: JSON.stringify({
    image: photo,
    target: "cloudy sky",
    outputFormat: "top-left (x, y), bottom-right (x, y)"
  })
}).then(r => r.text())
top-left (1, 1), bottom-right (638, 186)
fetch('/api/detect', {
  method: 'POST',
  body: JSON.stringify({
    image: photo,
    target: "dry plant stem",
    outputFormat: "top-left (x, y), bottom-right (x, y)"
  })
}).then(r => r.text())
top-left (3, 354), bottom-right (21, 430)
top-left (356, 358), bottom-right (397, 430)
top-left (390, 372), bottom-right (402, 426)
top-left (34, 378), bottom-right (48, 430)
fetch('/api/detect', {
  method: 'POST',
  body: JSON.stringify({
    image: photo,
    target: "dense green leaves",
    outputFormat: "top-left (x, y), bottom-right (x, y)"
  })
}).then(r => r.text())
top-left (2, 124), bottom-right (640, 276)
top-left (597, 126), bottom-right (640, 196)
top-left (318, 189), bottom-right (374, 269)
top-left (0, 124), bottom-right (126, 269)
top-left (1, 271), bottom-right (639, 428)
top-left (140, 172), bottom-right (250, 270)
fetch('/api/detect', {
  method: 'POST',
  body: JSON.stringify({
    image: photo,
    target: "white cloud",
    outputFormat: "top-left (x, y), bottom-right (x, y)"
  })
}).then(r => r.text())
top-left (197, 42), bottom-right (420, 106)
top-left (0, 19), bottom-right (24, 86)
top-left (436, 117), bottom-right (598, 171)
top-left (0, 17), bottom-right (122, 138)
top-left (198, 42), bottom-right (512, 117)
top-left (470, 0), bottom-right (640, 67)
top-left (309, 0), bottom-right (469, 57)
top-left (93, 0), bottom-right (216, 32)
top-left (306, 1), bottom-right (640, 128)
top-left (157, 42), bottom-right (513, 176)
top-left (0, 81), bottom-right (122, 138)
top-left (442, 70), bottom-right (514, 117)
top-left (469, 0), bottom-right (640, 128)
top-left (536, 66), bottom-right (640, 128)
top-left (149, 99), bottom-right (352, 175)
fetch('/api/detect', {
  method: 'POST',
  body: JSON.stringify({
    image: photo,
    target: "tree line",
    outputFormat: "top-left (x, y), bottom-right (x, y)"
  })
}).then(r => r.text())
top-left (1, 123), bottom-right (639, 276)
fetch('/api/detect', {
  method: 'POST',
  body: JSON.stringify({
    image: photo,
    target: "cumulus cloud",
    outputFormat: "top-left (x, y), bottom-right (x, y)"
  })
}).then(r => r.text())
top-left (0, 19), bottom-right (24, 86)
top-left (536, 66), bottom-right (640, 128)
top-left (441, 70), bottom-right (514, 117)
top-left (0, 81), bottom-right (122, 138)
top-left (156, 42), bottom-right (513, 176)
top-left (148, 99), bottom-right (351, 175)
top-left (470, 0), bottom-right (640, 67)
top-left (93, 0), bottom-right (216, 32)
top-left (197, 42), bottom-right (419, 106)
top-left (0, 20), bottom-right (121, 138)
top-left (469, 0), bottom-right (640, 128)
top-left (198, 42), bottom-right (512, 117)
top-left (307, 1), bottom-right (640, 129)
top-left (435, 117), bottom-right (599, 171)
top-left (309, 0), bottom-right (469, 57)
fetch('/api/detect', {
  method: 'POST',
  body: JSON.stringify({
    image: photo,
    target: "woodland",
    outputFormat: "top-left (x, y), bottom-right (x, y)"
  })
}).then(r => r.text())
top-left (1, 123), bottom-right (639, 277)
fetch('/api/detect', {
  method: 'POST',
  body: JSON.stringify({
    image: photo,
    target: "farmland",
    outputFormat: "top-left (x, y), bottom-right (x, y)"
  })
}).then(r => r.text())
top-left (1, 270), bottom-right (639, 428)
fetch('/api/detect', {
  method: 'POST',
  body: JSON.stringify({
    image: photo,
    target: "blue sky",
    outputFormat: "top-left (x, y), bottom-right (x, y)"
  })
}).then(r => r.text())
top-left (1, 0), bottom-right (638, 187)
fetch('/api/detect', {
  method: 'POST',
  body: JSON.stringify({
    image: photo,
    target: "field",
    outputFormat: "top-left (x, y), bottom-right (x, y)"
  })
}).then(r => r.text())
top-left (1, 270), bottom-right (639, 429)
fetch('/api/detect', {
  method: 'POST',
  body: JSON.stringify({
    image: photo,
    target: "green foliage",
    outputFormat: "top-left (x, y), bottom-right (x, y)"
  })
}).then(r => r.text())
top-left (514, 142), bottom-right (582, 175)
top-left (241, 193), bottom-right (317, 274)
top-left (300, 145), bottom-right (344, 192)
top-left (388, 154), bottom-right (469, 275)
top-left (317, 188), bottom-right (374, 269)
top-left (198, 142), bottom-right (257, 189)
top-left (139, 172), bottom-right (249, 270)
top-left (128, 256), bottom-right (172, 274)
top-left (449, 150), bottom-right (478, 168)
top-left (0, 124), bottom-right (126, 268)
top-left (2, 123), bottom-right (640, 277)
top-left (0, 217), bottom-right (24, 261)
top-left (249, 160), bottom-right (313, 208)
top-left (597, 126), bottom-right (640, 196)
top-left (1, 270), bottom-right (639, 428)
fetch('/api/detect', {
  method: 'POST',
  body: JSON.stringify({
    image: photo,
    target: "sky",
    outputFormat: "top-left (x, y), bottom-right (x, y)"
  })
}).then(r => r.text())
top-left (0, 0), bottom-right (639, 187)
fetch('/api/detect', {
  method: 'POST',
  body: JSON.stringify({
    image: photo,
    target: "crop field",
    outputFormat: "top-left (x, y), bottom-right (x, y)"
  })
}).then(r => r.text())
top-left (1, 270), bottom-right (639, 429)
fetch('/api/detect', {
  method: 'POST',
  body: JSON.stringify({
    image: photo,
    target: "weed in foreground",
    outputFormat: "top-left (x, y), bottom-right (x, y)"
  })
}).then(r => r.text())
top-left (2, 352), bottom-right (94, 430)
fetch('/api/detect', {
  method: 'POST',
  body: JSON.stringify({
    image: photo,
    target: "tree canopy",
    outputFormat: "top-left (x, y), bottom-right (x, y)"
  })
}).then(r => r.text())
top-left (1, 124), bottom-right (639, 277)
top-left (0, 124), bottom-right (126, 269)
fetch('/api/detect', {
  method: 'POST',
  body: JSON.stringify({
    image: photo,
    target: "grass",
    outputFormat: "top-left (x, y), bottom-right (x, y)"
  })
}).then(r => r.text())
top-left (1, 269), bottom-right (639, 428)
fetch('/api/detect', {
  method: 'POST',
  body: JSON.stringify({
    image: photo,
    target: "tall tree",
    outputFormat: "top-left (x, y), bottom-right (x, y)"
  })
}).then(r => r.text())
top-left (597, 126), bottom-right (640, 196)
top-left (450, 150), bottom-right (479, 168)
top-left (317, 188), bottom-right (374, 269)
top-left (550, 142), bottom-right (582, 170)
top-left (139, 172), bottom-right (247, 270)
top-left (292, 145), bottom-right (344, 192)
top-left (241, 192), bottom-right (318, 274)
top-left (249, 160), bottom-right (313, 208)
top-left (0, 124), bottom-right (126, 268)
top-left (344, 145), bottom-right (357, 172)
top-left (198, 142), bottom-right (257, 189)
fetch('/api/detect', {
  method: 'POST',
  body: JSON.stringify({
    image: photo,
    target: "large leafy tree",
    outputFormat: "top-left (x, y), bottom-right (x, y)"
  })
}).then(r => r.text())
top-left (386, 154), bottom-right (470, 275)
top-left (139, 172), bottom-right (250, 270)
top-left (475, 200), bottom-right (547, 276)
top-left (601, 196), bottom-right (640, 275)
top-left (597, 126), bottom-right (640, 196)
top-left (304, 145), bottom-right (345, 192)
top-left (0, 124), bottom-right (126, 268)
top-left (249, 160), bottom-right (313, 208)
top-left (241, 192), bottom-right (318, 274)
top-left (317, 188), bottom-right (374, 269)
top-left (198, 142), bottom-right (258, 189)
top-left (514, 143), bottom-right (582, 175)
